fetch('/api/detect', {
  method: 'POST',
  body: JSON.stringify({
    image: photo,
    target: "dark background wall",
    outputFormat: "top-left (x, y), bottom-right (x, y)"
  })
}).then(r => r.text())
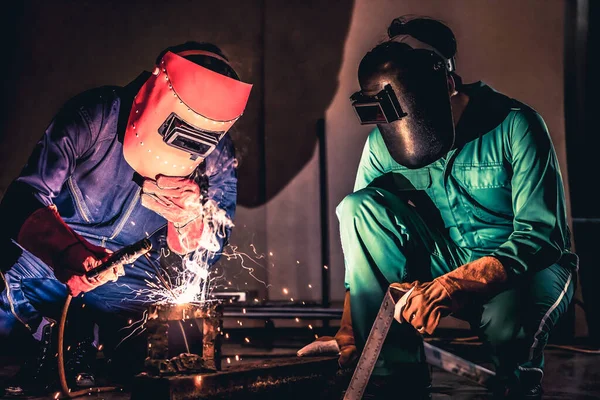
top-left (0, 1), bottom-right (590, 336)
top-left (565, 0), bottom-right (600, 344)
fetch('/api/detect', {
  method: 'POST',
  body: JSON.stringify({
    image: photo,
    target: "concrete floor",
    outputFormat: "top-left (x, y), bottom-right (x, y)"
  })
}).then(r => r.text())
top-left (1, 330), bottom-right (599, 399)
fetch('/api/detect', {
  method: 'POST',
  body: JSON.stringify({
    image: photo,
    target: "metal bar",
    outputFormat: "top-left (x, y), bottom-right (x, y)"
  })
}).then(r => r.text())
top-left (572, 218), bottom-right (600, 223)
top-left (224, 307), bottom-right (343, 312)
top-left (223, 311), bottom-right (342, 319)
top-left (317, 118), bottom-right (330, 309)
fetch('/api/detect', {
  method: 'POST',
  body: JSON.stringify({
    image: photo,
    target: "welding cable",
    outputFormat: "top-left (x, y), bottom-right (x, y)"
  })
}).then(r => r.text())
top-left (58, 294), bottom-right (121, 398)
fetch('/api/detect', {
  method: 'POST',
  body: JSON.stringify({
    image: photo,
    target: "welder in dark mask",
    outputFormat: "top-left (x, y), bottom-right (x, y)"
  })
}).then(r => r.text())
top-left (300, 16), bottom-right (577, 399)
top-left (350, 31), bottom-right (456, 169)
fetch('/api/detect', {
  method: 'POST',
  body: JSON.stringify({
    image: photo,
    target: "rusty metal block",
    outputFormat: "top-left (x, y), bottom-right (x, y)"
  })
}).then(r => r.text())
top-left (144, 302), bottom-right (223, 376)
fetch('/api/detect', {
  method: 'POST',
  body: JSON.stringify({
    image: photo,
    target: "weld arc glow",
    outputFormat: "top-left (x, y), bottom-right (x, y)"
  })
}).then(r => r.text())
top-left (115, 182), bottom-right (277, 348)
top-left (128, 199), bottom-right (234, 305)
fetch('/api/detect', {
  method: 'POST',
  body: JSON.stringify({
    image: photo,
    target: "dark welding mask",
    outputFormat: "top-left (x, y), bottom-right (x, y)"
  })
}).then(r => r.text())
top-left (351, 35), bottom-right (456, 169)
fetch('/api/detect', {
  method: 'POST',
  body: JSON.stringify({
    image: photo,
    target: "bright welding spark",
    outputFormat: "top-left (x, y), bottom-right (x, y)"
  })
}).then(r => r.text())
top-left (227, 358), bottom-right (231, 364)
top-left (244, 337), bottom-right (250, 343)
top-left (308, 284), bottom-right (312, 288)
top-left (222, 245), bottom-right (271, 288)
top-left (269, 252), bottom-right (273, 256)
top-left (283, 288), bottom-right (289, 295)
top-left (235, 355), bottom-right (240, 361)
top-left (243, 308), bottom-right (246, 314)
top-left (295, 318), bottom-right (300, 322)
top-left (225, 333), bottom-right (229, 339)
top-left (296, 260), bottom-right (300, 264)
top-left (127, 199), bottom-right (234, 305)
top-left (308, 324), bottom-right (313, 330)
top-left (98, 344), bottom-right (103, 351)
top-left (248, 243), bottom-right (266, 259)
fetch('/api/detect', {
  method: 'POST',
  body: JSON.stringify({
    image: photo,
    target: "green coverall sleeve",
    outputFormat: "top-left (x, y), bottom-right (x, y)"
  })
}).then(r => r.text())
top-left (490, 109), bottom-right (570, 276)
top-left (353, 129), bottom-right (386, 192)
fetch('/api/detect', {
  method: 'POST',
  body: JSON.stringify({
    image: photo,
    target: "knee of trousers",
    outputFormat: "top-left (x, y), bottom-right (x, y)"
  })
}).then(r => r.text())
top-left (480, 313), bottom-right (523, 347)
top-left (338, 188), bottom-right (415, 288)
top-left (337, 188), bottom-right (413, 226)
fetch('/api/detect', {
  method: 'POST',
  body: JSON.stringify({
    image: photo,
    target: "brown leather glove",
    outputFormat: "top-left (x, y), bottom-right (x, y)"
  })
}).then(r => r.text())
top-left (297, 290), bottom-right (358, 368)
top-left (397, 256), bottom-right (508, 335)
top-left (17, 205), bottom-right (123, 296)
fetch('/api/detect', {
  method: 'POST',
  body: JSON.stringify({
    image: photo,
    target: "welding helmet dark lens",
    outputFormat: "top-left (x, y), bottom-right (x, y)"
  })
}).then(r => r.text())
top-left (353, 102), bottom-right (388, 124)
top-left (158, 112), bottom-right (225, 160)
top-left (350, 84), bottom-right (406, 125)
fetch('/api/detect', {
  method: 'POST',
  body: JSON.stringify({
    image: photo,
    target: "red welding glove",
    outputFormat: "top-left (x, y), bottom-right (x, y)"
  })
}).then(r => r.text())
top-left (17, 205), bottom-right (123, 296)
top-left (395, 256), bottom-right (508, 335)
top-left (141, 175), bottom-right (204, 255)
top-left (297, 290), bottom-right (358, 368)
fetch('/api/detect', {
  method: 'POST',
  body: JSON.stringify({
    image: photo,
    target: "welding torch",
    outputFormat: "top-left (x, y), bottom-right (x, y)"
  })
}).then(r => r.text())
top-left (85, 237), bottom-right (152, 280)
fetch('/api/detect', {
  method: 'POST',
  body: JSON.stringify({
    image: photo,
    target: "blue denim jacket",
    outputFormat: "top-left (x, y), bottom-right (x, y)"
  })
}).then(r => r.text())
top-left (13, 80), bottom-right (237, 256)
top-left (0, 76), bottom-right (237, 333)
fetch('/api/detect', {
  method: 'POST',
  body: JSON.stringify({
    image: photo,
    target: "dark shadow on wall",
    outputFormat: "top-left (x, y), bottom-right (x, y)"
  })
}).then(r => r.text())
top-left (260, 0), bottom-right (353, 206)
top-left (0, 0), bottom-right (354, 208)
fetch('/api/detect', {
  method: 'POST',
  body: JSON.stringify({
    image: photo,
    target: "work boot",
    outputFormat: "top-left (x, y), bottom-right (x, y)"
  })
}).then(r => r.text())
top-left (4, 324), bottom-right (98, 396)
top-left (64, 337), bottom-right (97, 388)
top-left (3, 320), bottom-right (59, 396)
top-left (492, 368), bottom-right (543, 399)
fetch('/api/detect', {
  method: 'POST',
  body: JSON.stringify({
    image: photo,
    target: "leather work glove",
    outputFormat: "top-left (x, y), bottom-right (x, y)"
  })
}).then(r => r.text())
top-left (17, 206), bottom-right (123, 296)
top-left (395, 256), bottom-right (508, 335)
top-left (297, 290), bottom-right (358, 368)
top-left (141, 175), bottom-right (204, 255)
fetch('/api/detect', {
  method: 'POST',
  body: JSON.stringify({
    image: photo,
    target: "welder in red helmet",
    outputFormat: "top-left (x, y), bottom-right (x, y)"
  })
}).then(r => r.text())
top-left (0, 42), bottom-right (251, 395)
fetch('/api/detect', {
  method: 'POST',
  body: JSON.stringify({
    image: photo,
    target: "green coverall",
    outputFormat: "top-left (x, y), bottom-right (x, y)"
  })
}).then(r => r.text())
top-left (337, 82), bottom-right (578, 383)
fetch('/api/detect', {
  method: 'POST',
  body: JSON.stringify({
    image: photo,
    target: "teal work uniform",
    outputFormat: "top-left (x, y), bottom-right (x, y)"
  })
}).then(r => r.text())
top-left (337, 82), bottom-right (578, 383)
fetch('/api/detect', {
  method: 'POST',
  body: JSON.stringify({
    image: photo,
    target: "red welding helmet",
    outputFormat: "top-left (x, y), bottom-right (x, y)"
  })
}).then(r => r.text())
top-left (123, 50), bottom-right (252, 179)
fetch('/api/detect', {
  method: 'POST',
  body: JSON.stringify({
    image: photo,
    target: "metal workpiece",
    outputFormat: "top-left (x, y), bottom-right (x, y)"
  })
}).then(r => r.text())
top-left (144, 302), bottom-right (223, 376)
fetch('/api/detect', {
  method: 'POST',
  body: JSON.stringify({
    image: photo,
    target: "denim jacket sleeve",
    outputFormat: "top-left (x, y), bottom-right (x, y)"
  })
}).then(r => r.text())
top-left (0, 97), bottom-right (97, 242)
top-left (201, 133), bottom-right (238, 264)
top-left (490, 109), bottom-right (571, 276)
top-left (16, 99), bottom-right (97, 206)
